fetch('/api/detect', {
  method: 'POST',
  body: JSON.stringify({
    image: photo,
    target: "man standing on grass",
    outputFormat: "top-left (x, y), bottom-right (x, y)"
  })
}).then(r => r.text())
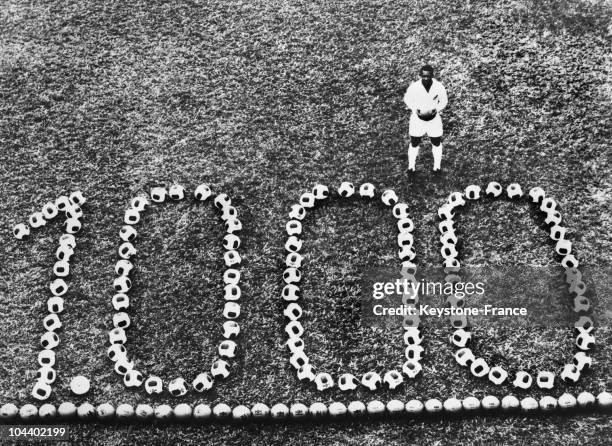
top-left (403, 64), bottom-right (448, 172)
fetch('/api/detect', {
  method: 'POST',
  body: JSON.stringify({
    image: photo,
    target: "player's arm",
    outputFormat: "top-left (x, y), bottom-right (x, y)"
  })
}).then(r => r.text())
top-left (403, 86), bottom-right (416, 111)
top-left (435, 84), bottom-right (448, 112)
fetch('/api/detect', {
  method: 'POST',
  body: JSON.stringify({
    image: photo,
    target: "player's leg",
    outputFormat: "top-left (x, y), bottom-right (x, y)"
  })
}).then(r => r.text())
top-left (408, 114), bottom-right (425, 171)
top-left (427, 116), bottom-right (444, 171)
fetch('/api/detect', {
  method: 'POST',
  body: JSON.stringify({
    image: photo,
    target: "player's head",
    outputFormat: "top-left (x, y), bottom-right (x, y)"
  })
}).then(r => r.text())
top-left (419, 65), bottom-right (434, 80)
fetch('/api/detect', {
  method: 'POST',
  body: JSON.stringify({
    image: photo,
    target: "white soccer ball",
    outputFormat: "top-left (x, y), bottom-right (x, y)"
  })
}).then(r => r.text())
top-left (512, 371), bottom-right (533, 389)
top-left (470, 357), bottom-right (490, 378)
top-left (113, 357), bottom-right (134, 376)
top-left (124, 370), bottom-right (144, 388)
top-left (32, 381), bottom-right (52, 401)
top-left (443, 397), bottom-right (462, 414)
top-left (488, 366), bottom-right (508, 385)
top-left (544, 210), bottom-right (562, 226)
top-left (115, 403), bottom-right (134, 420)
top-left (42, 202), bottom-right (59, 220)
top-left (481, 395), bottom-right (500, 411)
top-left (221, 206), bottom-right (237, 221)
top-left (43, 313), bottom-right (62, 331)
top-left (214, 194), bottom-right (231, 209)
top-left (381, 189), bottom-right (399, 206)
top-left (398, 217), bottom-right (415, 233)
top-left (448, 191), bottom-right (466, 206)
top-left (383, 370), bottom-right (404, 389)
top-left (337, 373), bottom-right (359, 391)
top-left (347, 401), bottom-right (367, 416)
top-left (359, 183), bottom-right (375, 198)
top-left (194, 184), bottom-right (212, 201)
top-left (57, 402), bottom-right (77, 419)
top-left (13, 223), bottom-right (30, 240)
top-left (361, 371), bottom-right (382, 391)
top-left (124, 208), bottom-right (140, 225)
top-left (289, 204), bottom-right (306, 220)
top-left (223, 269), bottom-right (240, 285)
top-left (53, 260), bottom-right (70, 278)
top-left (144, 376), bottom-right (163, 395)
top-left (536, 371), bottom-right (555, 389)
top-left (462, 396), bottom-right (480, 411)
top-left (29, 211), bottom-right (46, 228)
top-left (150, 187), bottom-right (167, 202)
top-left (312, 184), bottom-right (330, 200)
top-left (232, 405), bottom-right (251, 421)
top-left (96, 403), bottom-right (116, 421)
top-left (154, 404), bottom-right (173, 421)
top-left (283, 303), bottom-right (303, 321)
top-left (222, 321), bottom-right (240, 339)
top-left (119, 225), bottom-right (137, 242)
top-left (366, 400), bottom-right (386, 416)
top-left (50, 278), bottom-right (68, 296)
top-left (338, 182), bottom-right (355, 197)
top-left (251, 403), bottom-right (270, 419)
top-left (36, 366), bottom-right (57, 385)
top-left (39, 403), bottom-right (57, 420)
top-left (555, 239), bottom-right (572, 256)
top-left (528, 187), bottom-right (545, 203)
top-left (174, 403), bottom-right (193, 421)
top-left (597, 392), bottom-right (612, 409)
top-left (286, 220), bottom-right (302, 236)
top-left (506, 183), bottom-right (523, 199)
top-left (63, 217), bottom-right (82, 235)
top-left (285, 252), bottom-right (303, 268)
top-left (40, 332), bottom-right (60, 350)
top-left (112, 312), bottom-right (130, 330)
top-left (328, 402), bottom-right (347, 418)
top-left (402, 360), bottom-right (422, 378)
top-left (393, 203), bottom-right (410, 219)
top-left (297, 364), bottom-right (316, 382)
top-left (485, 182), bottom-right (503, 198)
top-left (223, 250), bottom-right (241, 267)
top-left (405, 345), bottom-right (424, 361)
top-left (557, 392), bottom-right (577, 410)
top-left (108, 327), bottom-right (127, 344)
top-left (168, 378), bottom-right (188, 396)
top-left (309, 402), bottom-right (328, 418)
top-left (113, 276), bottom-right (132, 293)
top-left (118, 242), bottom-right (137, 259)
top-left (573, 352), bottom-right (592, 371)
top-left (405, 399), bottom-right (425, 415)
top-left (47, 296), bottom-right (65, 314)
top-left (450, 328), bottom-right (471, 348)
top-left (424, 399), bottom-right (443, 414)
top-left (576, 332), bottom-right (595, 351)
top-left (539, 396), bottom-right (557, 411)
top-left (314, 372), bottom-right (334, 391)
top-left (283, 267), bottom-right (301, 284)
top-left (520, 397), bottom-right (538, 413)
top-left (218, 340), bottom-right (237, 358)
top-left (223, 302), bottom-right (240, 319)
top-left (211, 359), bottom-right (231, 379)
top-left (168, 184), bottom-right (185, 200)
top-left (65, 204), bottom-right (83, 220)
top-left (270, 403), bottom-right (289, 420)
top-left (110, 293), bottom-right (129, 312)
top-left (299, 192), bottom-right (316, 208)
top-left (193, 372), bottom-right (214, 392)
top-left (224, 284), bottom-right (241, 300)
top-left (20, 404), bottom-right (39, 421)
top-left (107, 344), bottom-right (127, 362)
top-left (135, 404), bottom-right (154, 422)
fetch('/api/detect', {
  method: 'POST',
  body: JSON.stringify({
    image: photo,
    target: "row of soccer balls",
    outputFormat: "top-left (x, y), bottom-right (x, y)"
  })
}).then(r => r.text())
top-left (436, 182), bottom-right (594, 390)
top-left (31, 193), bottom-right (87, 402)
top-left (284, 184), bottom-right (422, 391)
top-left (12, 191), bottom-right (86, 239)
top-left (107, 185), bottom-right (243, 396)
top-left (3, 391), bottom-right (612, 423)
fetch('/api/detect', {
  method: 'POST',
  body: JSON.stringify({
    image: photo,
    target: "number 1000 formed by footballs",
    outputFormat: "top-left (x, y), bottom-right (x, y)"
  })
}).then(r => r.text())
top-left (7, 182), bottom-right (608, 422)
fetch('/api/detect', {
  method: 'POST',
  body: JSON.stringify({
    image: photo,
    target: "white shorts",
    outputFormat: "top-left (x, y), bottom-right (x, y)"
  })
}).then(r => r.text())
top-left (409, 113), bottom-right (443, 138)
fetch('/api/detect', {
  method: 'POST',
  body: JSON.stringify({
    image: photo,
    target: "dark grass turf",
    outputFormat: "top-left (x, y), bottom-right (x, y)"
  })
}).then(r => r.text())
top-left (1, 0), bottom-right (611, 444)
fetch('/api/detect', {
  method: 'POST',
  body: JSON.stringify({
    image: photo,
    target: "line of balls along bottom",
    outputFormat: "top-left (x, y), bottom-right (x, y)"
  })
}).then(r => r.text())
top-left (1, 391), bottom-right (611, 423)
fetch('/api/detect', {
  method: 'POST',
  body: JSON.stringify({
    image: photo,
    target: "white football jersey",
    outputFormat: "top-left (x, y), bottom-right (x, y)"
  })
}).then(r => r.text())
top-left (403, 78), bottom-right (448, 113)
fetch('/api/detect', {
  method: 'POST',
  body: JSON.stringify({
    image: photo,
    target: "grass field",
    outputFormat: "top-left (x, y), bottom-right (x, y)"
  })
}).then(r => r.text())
top-left (1, 0), bottom-right (611, 444)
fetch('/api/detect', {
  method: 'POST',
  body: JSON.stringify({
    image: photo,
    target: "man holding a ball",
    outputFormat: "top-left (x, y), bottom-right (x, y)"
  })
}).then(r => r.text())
top-left (403, 65), bottom-right (448, 172)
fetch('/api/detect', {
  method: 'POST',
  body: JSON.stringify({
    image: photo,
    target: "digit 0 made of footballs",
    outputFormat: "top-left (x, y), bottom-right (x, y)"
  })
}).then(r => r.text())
top-left (283, 182), bottom-right (423, 392)
top-left (13, 191), bottom-right (87, 401)
top-left (437, 182), bottom-right (594, 390)
top-left (108, 184), bottom-right (243, 396)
